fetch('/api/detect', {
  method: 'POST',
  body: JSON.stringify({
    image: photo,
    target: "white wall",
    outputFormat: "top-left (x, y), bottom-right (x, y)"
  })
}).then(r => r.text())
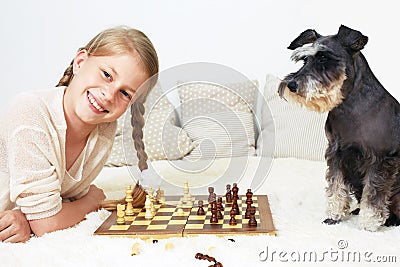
top-left (1, 0), bottom-right (399, 106)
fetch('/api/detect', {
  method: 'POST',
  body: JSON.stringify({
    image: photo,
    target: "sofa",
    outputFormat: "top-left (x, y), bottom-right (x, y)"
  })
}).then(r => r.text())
top-left (1, 69), bottom-right (398, 267)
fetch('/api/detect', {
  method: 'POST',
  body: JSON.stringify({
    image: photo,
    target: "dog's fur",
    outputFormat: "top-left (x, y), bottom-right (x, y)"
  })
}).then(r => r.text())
top-left (278, 25), bottom-right (400, 231)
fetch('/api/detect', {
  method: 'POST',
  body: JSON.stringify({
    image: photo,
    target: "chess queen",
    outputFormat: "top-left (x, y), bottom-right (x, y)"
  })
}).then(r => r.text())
top-left (0, 26), bottom-right (159, 243)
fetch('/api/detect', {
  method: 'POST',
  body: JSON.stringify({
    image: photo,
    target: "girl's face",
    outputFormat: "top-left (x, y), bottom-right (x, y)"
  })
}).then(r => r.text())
top-left (64, 50), bottom-right (148, 128)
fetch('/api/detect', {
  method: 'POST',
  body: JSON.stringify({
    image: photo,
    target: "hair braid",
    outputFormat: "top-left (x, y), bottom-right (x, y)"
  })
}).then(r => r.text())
top-left (131, 101), bottom-right (148, 171)
top-left (56, 60), bottom-right (74, 87)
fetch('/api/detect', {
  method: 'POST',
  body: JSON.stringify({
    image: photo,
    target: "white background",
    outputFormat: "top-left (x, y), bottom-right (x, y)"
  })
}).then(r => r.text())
top-left (0, 0), bottom-right (399, 106)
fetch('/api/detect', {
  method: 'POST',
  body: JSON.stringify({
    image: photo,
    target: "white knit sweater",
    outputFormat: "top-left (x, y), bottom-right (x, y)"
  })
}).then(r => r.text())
top-left (0, 88), bottom-right (116, 220)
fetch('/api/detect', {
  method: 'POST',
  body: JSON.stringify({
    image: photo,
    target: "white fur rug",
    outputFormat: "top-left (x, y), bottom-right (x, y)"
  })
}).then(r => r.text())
top-left (1, 158), bottom-right (399, 267)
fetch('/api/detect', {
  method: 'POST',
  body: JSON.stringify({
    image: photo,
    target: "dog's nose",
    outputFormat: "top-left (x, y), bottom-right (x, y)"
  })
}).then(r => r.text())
top-left (287, 81), bottom-right (298, 92)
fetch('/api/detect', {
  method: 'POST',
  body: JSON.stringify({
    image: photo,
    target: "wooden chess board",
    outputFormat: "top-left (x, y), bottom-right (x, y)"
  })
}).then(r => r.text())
top-left (94, 195), bottom-right (276, 239)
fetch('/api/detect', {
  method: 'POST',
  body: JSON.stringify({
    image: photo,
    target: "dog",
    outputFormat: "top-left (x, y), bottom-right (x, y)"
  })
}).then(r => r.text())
top-left (278, 25), bottom-right (400, 231)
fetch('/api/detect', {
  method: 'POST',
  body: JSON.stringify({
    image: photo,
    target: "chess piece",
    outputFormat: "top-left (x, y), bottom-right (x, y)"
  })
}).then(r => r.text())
top-left (229, 208), bottom-right (237, 226)
top-left (177, 201), bottom-right (184, 216)
top-left (157, 189), bottom-right (166, 204)
top-left (232, 183), bottom-right (239, 199)
top-left (217, 197), bottom-right (224, 211)
top-left (210, 201), bottom-right (218, 223)
top-left (116, 204), bottom-right (126, 224)
top-left (208, 187), bottom-right (215, 202)
top-left (245, 189), bottom-right (253, 219)
top-left (125, 185), bottom-right (134, 216)
top-left (197, 200), bottom-right (206, 215)
top-left (217, 200), bottom-right (223, 220)
top-left (231, 194), bottom-right (239, 215)
top-left (145, 195), bottom-right (153, 219)
top-left (248, 206), bottom-right (257, 227)
top-left (225, 184), bottom-right (232, 203)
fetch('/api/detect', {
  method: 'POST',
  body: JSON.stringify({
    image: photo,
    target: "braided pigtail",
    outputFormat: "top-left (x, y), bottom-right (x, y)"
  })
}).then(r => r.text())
top-left (56, 60), bottom-right (74, 87)
top-left (131, 101), bottom-right (148, 171)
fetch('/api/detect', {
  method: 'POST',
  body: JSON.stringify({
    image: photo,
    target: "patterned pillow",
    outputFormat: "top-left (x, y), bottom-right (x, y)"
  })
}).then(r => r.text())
top-left (105, 84), bottom-right (194, 166)
top-left (143, 84), bottom-right (194, 160)
top-left (178, 80), bottom-right (258, 159)
top-left (256, 74), bottom-right (328, 161)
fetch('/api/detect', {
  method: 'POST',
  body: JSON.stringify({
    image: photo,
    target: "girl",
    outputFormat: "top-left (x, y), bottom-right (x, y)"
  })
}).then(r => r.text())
top-left (0, 26), bottom-right (159, 242)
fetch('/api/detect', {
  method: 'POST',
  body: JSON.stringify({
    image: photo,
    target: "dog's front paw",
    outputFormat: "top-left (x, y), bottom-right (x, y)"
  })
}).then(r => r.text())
top-left (323, 218), bottom-right (340, 225)
top-left (359, 207), bottom-right (385, 231)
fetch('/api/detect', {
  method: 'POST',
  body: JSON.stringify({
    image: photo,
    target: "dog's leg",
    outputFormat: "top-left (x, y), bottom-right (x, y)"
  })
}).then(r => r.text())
top-left (324, 167), bottom-right (351, 224)
top-left (324, 141), bottom-right (351, 224)
top-left (359, 160), bottom-right (397, 231)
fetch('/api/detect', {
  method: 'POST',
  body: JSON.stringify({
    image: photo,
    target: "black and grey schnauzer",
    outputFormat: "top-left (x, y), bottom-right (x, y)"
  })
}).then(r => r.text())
top-left (278, 25), bottom-right (400, 231)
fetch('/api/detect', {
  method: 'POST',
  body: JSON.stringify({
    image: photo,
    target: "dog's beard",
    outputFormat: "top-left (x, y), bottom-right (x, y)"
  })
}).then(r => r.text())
top-left (280, 73), bottom-right (346, 113)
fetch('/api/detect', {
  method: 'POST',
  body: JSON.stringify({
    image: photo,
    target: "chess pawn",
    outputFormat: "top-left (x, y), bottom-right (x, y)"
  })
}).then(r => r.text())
top-left (217, 197), bottom-right (224, 211)
top-left (217, 202), bottom-right (223, 220)
top-left (248, 206), bottom-right (257, 227)
top-left (116, 204), bottom-right (126, 225)
top-left (232, 183), bottom-right (239, 198)
top-left (229, 208), bottom-right (237, 226)
top-left (144, 195), bottom-right (153, 219)
top-left (177, 201), bottom-right (184, 216)
top-left (197, 200), bottom-right (206, 215)
top-left (125, 185), bottom-right (134, 216)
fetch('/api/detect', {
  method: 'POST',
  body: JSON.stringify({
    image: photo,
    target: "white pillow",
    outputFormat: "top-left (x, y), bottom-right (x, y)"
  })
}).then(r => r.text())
top-left (257, 74), bottom-right (328, 161)
top-left (178, 80), bottom-right (257, 159)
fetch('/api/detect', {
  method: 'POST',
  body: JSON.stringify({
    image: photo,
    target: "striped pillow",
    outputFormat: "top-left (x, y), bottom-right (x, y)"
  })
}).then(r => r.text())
top-left (256, 74), bottom-right (328, 161)
top-left (178, 81), bottom-right (257, 159)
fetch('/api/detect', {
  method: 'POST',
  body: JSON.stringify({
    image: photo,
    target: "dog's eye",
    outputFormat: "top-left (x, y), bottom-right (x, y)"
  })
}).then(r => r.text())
top-left (316, 55), bottom-right (327, 64)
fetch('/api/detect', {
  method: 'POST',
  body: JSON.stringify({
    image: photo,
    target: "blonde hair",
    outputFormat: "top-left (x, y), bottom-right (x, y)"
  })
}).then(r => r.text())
top-left (57, 26), bottom-right (159, 171)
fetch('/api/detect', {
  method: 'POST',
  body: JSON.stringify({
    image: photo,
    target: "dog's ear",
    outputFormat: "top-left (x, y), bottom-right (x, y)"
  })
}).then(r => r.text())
top-left (337, 25), bottom-right (369, 52)
top-left (287, 29), bottom-right (321, 50)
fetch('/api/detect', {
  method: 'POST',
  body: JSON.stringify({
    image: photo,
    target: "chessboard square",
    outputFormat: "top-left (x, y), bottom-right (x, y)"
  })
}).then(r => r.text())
top-left (124, 216), bottom-right (135, 221)
top-left (172, 212), bottom-right (190, 217)
top-left (109, 225), bottom-right (130, 231)
top-left (222, 223), bottom-right (242, 229)
top-left (204, 220), bottom-right (224, 225)
top-left (131, 220), bottom-right (152, 226)
top-left (158, 207), bottom-right (176, 212)
top-left (185, 224), bottom-right (204, 229)
top-left (137, 212), bottom-right (146, 217)
top-left (147, 225), bottom-right (167, 230)
top-left (168, 220), bottom-right (187, 225)
top-left (152, 216), bottom-right (172, 221)
top-left (188, 215), bottom-right (206, 220)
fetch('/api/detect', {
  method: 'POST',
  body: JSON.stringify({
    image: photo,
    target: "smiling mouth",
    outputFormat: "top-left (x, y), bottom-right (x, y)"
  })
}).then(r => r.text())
top-left (87, 92), bottom-right (109, 113)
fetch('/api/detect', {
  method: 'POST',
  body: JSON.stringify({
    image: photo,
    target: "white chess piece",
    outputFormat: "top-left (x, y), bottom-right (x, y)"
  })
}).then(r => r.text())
top-left (145, 195), bottom-right (153, 219)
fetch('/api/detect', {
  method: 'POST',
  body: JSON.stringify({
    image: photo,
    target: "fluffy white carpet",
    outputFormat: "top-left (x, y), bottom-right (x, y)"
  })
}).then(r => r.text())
top-left (1, 158), bottom-right (399, 267)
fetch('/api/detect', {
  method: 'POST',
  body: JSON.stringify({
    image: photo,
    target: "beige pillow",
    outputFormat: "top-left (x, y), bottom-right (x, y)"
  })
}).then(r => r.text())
top-left (143, 84), bottom-right (194, 160)
top-left (105, 84), bottom-right (194, 166)
top-left (257, 74), bottom-right (328, 161)
top-left (178, 80), bottom-right (257, 159)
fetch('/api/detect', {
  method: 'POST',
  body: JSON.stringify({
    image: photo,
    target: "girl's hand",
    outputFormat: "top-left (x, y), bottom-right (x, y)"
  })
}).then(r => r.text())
top-left (85, 184), bottom-right (106, 211)
top-left (0, 209), bottom-right (31, 243)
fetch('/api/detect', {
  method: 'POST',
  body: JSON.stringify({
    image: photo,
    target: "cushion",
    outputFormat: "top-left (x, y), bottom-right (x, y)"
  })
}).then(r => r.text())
top-left (105, 84), bottom-right (194, 166)
top-left (178, 80), bottom-right (257, 160)
top-left (256, 74), bottom-right (328, 161)
top-left (142, 84), bottom-right (194, 160)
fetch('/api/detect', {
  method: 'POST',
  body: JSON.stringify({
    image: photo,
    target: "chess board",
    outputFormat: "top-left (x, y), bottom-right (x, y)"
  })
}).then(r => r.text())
top-left (94, 195), bottom-right (276, 239)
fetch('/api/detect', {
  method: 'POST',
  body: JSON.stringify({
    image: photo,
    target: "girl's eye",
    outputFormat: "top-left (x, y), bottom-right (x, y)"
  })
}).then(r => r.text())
top-left (103, 71), bottom-right (112, 81)
top-left (120, 90), bottom-right (132, 100)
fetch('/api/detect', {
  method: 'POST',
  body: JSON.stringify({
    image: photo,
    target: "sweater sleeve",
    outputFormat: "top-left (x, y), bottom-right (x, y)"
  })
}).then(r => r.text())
top-left (8, 126), bottom-right (62, 220)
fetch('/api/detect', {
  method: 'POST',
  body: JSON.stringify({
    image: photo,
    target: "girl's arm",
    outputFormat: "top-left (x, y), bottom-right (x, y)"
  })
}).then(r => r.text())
top-left (29, 185), bottom-right (105, 237)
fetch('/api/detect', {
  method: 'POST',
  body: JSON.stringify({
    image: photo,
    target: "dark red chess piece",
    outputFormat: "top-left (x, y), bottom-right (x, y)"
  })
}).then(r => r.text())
top-left (248, 206), bottom-right (257, 227)
top-left (197, 200), bottom-right (205, 215)
top-left (210, 201), bottom-right (218, 223)
top-left (245, 189), bottom-right (253, 219)
top-left (225, 184), bottom-right (232, 203)
top-left (229, 208), bottom-right (237, 226)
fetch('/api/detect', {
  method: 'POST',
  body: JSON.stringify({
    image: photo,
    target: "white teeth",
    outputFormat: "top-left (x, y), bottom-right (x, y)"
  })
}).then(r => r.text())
top-left (88, 93), bottom-right (105, 112)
